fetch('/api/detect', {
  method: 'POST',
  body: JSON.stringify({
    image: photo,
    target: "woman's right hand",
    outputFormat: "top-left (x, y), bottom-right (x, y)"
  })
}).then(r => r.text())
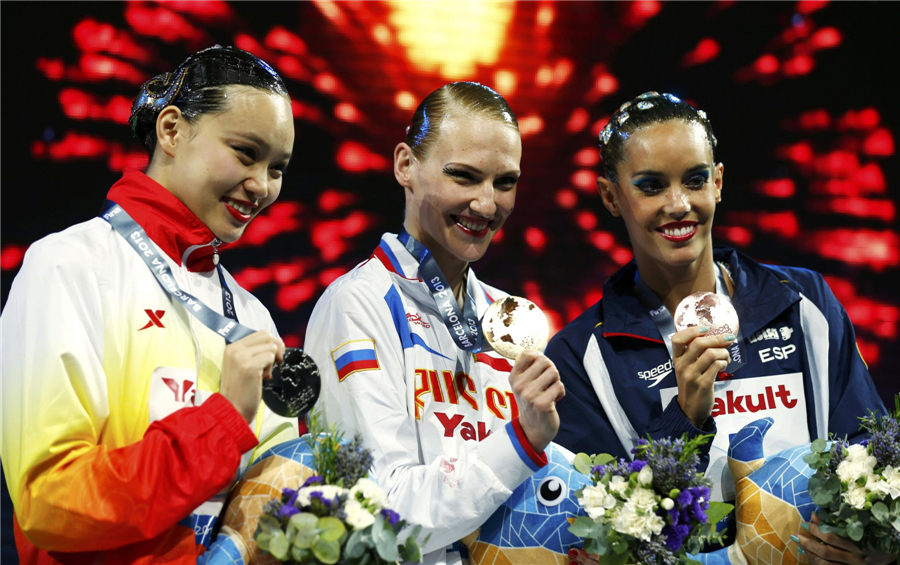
top-left (219, 331), bottom-right (285, 424)
top-left (509, 349), bottom-right (565, 453)
top-left (670, 326), bottom-right (734, 428)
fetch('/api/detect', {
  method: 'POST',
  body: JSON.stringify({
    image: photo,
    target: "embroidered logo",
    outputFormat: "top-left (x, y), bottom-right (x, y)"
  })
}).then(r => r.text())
top-left (638, 359), bottom-right (673, 388)
top-left (139, 309), bottom-right (166, 331)
top-left (406, 312), bottom-right (431, 328)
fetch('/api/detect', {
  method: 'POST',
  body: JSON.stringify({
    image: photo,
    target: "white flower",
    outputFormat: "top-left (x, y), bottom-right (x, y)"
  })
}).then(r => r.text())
top-left (349, 478), bottom-right (389, 510)
top-left (661, 498), bottom-right (674, 511)
top-left (578, 483), bottom-right (618, 520)
top-left (608, 475), bottom-right (628, 496)
top-left (344, 498), bottom-right (376, 530)
top-left (881, 466), bottom-right (900, 499)
top-left (843, 485), bottom-right (868, 509)
top-left (628, 487), bottom-right (658, 511)
top-left (611, 501), bottom-right (665, 541)
top-left (836, 445), bottom-right (877, 484)
top-left (638, 465), bottom-right (653, 486)
top-left (295, 484), bottom-right (348, 507)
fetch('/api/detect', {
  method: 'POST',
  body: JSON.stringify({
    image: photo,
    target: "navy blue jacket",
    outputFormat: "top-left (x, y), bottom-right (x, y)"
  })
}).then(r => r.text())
top-left (547, 246), bottom-right (886, 503)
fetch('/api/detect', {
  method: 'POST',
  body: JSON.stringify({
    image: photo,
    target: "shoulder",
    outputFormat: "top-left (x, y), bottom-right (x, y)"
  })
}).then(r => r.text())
top-left (546, 300), bottom-right (604, 360)
top-left (749, 259), bottom-right (837, 307)
top-left (20, 218), bottom-right (116, 277)
top-left (311, 257), bottom-right (395, 316)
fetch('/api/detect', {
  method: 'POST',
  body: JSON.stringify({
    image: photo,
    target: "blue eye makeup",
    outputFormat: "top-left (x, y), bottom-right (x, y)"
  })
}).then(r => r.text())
top-left (632, 177), bottom-right (663, 193)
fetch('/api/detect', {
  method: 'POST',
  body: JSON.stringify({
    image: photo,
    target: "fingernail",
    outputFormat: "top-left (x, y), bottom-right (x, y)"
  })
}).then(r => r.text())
top-left (569, 549), bottom-right (579, 559)
top-left (790, 535), bottom-right (800, 543)
top-left (798, 547), bottom-right (806, 556)
top-left (570, 561), bottom-right (578, 565)
top-left (800, 521), bottom-right (810, 531)
top-left (698, 326), bottom-right (709, 333)
top-left (725, 334), bottom-right (735, 341)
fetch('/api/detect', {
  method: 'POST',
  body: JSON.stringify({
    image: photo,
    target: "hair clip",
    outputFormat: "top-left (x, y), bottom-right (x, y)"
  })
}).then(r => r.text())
top-left (663, 93), bottom-right (681, 103)
top-left (129, 65), bottom-right (190, 126)
top-left (697, 110), bottom-right (708, 120)
top-left (616, 111), bottom-right (630, 125)
top-left (617, 101), bottom-right (633, 113)
top-left (600, 124), bottom-right (613, 145)
top-left (637, 91), bottom-right (660, 100)
top-left (636, 101), bottom-right (654, 110)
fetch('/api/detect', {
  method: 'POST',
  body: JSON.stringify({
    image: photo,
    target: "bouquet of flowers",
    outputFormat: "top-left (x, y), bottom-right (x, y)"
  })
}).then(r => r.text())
top-left (255, 412), bottom-right (425, 564)
top-left (569, 435), bottom-right (733, 565)
top-left (804, 395), bottom-right (900, 554)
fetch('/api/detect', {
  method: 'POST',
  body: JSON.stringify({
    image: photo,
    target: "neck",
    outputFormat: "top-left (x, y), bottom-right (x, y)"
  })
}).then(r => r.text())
top-left (403, 221), bottom-right (468, 306)
top-left (636, 248), bottom-right (718, 315)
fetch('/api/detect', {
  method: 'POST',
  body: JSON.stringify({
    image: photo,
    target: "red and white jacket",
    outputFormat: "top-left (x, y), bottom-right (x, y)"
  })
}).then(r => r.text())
top-left (1, 169), bottom-right (299, 565)
top-left (306, 233), bottom-right (548, 565)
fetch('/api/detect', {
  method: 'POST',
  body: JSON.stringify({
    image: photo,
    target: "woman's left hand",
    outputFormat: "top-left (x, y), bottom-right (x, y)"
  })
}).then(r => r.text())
top-left (798, 513), bottom-right (897, 565)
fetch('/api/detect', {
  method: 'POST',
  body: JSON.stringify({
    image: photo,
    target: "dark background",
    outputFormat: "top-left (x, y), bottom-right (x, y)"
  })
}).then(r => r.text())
top-left (2, 1), bottom-right (897, 559)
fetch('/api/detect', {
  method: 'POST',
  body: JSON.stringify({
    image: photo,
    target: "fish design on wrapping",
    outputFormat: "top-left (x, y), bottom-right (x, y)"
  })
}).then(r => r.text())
top-left (694, 418), bottom-right (817, 565)
top-left (460, 442), bottom-right (591, 565)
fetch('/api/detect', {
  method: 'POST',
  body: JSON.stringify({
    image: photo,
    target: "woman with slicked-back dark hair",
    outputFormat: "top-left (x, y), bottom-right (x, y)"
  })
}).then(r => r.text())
top-left (1, 46), bottom-right (300, 564)
top-left (305, 82), bottom-right (565, 565)
top-left (546, 92), bottom-right (892, 565)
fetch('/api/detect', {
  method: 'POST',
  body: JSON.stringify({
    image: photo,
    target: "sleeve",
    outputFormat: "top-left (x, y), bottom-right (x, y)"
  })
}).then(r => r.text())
top-left (818, 278), bottom-right (887, 442)
top-left (547, 328), bottom-right (715, 468)
top-left (546, 331), bottom-right (631, 460)
top-left (305, 279), bottom-right (545, 554)
top-left (0, 236), bottom-right (259, 551)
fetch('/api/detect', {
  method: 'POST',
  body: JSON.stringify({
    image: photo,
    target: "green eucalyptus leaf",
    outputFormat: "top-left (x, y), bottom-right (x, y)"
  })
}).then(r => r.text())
top-left (705, 502), bottom-right (734, 526)
top-left (811, 438), bottom-right (828, 453)
top-left (372, 515), bottom-right (400, 562)
top-left (585, 536), bottom-right (608, 556)
top-left (593, 453), bottom-right (616, 466)
top-left (574, 453), bottom-right (594, 475)
top-left (611, 539), bottom-right (628, 555)
top-left (825, 476), bottom-right (841, 495)
top-left (257, 515), bottom-right (282, 536)
top-left (291, 546), bottom-right (312, 563)
top-left (344, 529), bottom-right (367, 559)
top-left (256, 532), bottom-right (272, 553)
top-left (403, 534), bottom-right (422, 563)
top-left (598, 552), bottom-right (629, 565)
top-left (847, 521), bottom-right (864, 542)
top-left (312, 539), bottom-right (341, 565)
top-left (569, 516), bottom-right (595, 538)
top-left (317, 516), bottom-right (347, 543)
top-left (269, 530), bottom-right (290, 561)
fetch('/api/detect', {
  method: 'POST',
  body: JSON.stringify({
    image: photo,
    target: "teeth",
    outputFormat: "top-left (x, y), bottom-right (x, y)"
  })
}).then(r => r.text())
top-left (227, 199), bottom-right (252, 215)
top-left (457, 216), bottom-right (488, 232)
top-left (662, 225), bottom-right (694, 237)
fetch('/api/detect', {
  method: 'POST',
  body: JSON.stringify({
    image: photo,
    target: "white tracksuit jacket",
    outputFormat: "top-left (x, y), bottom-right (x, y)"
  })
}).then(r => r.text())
top-left (305, 233), bottom-right (548, 565)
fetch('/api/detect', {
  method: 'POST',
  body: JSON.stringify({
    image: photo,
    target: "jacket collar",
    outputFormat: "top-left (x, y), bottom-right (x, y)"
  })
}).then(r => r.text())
top-left (106, 168), bottom-right (228, 272)
top-left (370, 232), bottom-right (496, 315)
top-left (600, 246), bottom-right (800, 342)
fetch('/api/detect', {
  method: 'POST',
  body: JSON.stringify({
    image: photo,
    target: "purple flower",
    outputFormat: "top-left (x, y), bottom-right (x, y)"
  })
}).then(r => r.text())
top-left (627, 460), bottom-right (648, 474)
top-left (279, 504), bottom-right (300, 519)
top-left (302, 475), bottom-right (324, 488)
top-left (309, 491), bottom-right (335, 508)
top-left (592, 465), bottom-right (607, 475)
top-left (662, 524), bottom-right (691, 551)
top-left (381, 508), bottom-right (401, 526)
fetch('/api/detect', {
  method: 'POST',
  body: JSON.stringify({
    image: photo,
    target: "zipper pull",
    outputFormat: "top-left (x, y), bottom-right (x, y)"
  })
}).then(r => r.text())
top-left (212, 238), bottom-right (221, 266)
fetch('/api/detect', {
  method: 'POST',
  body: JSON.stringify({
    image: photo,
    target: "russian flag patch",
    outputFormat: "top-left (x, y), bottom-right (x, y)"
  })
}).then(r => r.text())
top-left (332, 339), bottom-right (380, 382)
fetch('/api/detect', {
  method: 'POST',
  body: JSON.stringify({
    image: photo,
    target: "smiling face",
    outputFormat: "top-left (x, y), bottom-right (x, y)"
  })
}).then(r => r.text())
top-left (162, 86), bottom-right (294, 242)
top-left (598, 119), bottom-right (723, 274)
top-left (397, 111), bottom-right (522, 275)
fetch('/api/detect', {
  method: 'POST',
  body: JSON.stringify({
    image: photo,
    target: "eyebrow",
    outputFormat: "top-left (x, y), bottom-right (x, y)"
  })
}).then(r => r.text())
top-left (631, 164), bottom-right (709, 177)
top-left (230, 132), bottom-right (292, 160)
top-left (445, 162), bottom-right (521, 177)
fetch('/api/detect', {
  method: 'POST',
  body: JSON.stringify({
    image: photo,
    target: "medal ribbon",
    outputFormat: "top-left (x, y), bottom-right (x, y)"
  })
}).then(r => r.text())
top-left (101, 200), bottom-right (252, 344)
top-left (398, 229), bottom-right (483, 352)
top-left (634, 263), bottom-right (746, 373)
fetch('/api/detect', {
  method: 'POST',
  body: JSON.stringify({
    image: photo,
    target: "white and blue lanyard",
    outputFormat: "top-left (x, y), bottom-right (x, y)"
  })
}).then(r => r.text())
top-left (398, 228), bottom-right (484, 353)
top-left (101, 200), bottom-right (255, 344)
top-left (634, 263), bottom-right (746, 373)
